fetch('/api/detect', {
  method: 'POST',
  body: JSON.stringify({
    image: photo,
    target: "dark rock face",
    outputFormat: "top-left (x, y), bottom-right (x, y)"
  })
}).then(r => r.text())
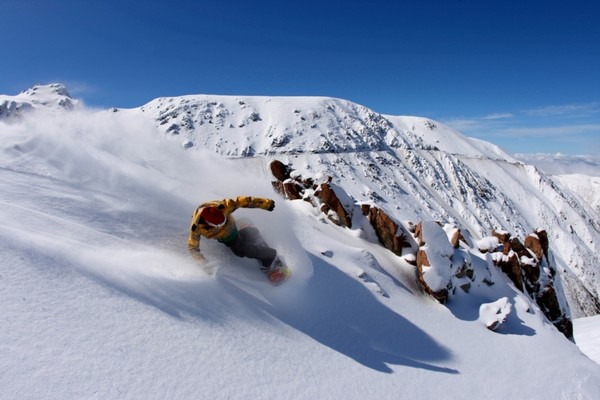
top-left (270, 160), bottom-right (350, 227)
top-left (495, 252), bottom-right (523, 290)
top-left (315, 183), bottom-right (352, 228)
top-left (270, 160), bottom-right (316, 202)
top-left (361, 204), bottom-right (411, 256)
top-left (269, 159), bottom-right (292, 182)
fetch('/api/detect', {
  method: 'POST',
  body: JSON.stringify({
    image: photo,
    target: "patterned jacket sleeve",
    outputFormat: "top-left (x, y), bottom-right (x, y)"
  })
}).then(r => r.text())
top-left (188, 208), bottom-right (205, 262)
top-left (229, 196), bottom-right (274, 211)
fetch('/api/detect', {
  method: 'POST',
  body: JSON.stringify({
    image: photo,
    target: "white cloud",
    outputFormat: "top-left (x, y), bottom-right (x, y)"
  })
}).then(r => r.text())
top-left (525, 102), bottom-right (600, 117)
top-left (483, 113), bottom-right (513, 120)
top-left (442, 112), bottom-right (513, 133)
top-left (497, 124), bottom-right (600, 138)
top-left (441, 118), bottom-right (482, 132)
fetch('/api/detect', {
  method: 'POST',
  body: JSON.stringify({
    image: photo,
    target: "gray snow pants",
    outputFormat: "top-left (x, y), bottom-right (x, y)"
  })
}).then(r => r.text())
top-left (222, 227), bottom-right (277, 270)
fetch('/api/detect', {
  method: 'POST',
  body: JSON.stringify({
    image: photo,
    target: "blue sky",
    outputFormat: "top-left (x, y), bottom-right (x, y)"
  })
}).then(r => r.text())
top-left (1, 0), bottom-right (599, 155)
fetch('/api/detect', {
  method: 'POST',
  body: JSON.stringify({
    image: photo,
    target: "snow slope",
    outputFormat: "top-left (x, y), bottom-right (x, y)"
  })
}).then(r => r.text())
top-left (515, 152), bottom-right (600, 233)
top-left (1, 86), bottom-right (600, 399)
top-left (553, 174), bottom-right (600, 218)
top-left (123, 92), bottom-right (600, 317)
top-left (574, 315), bottom-right (600, 365)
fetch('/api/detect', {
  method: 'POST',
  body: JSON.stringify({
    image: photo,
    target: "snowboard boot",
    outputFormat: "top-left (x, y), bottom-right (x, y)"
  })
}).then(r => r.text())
top-left (266, 257), bottom-right (291, 285)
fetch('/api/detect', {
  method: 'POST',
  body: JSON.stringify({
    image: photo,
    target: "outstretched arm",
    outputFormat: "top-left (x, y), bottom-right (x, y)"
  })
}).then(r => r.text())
top-left (229, 196), bottom-right (275, 212)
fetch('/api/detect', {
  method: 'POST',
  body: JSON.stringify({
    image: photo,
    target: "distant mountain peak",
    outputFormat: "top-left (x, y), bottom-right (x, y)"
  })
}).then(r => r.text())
top-left (0, 83), bottom-right (79, 118)
top-left (20, 83), bottom-right (72, 99)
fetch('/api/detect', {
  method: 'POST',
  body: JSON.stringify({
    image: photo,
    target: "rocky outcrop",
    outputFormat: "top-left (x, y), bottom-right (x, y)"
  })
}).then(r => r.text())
top-left (271, 159), bottom-right (417, 250)
top-left (495, 252), bottom-right (523, 290)
top-left (415, 248), bottom-right (450, 302)
top-left (315, 183), bottom-right (352, 228)
top-left (479, 298), bottom-right (512, 331)
top-left (450, 228), bottom-right (468, 249)
top-left (270, 160), bottom-right (308, 201)
top-left (270, 159), bottom-right (292, 182)
top-left (487, 229), bottom-right (573, 340)
top-left (412, 221), bottom-right (479, 304)
top-left (361, 204), bottom-right (411, 256)
top-left (270, 160), bottom-right (351, 227)
top-left (270, 159), bottom-right (573, 339)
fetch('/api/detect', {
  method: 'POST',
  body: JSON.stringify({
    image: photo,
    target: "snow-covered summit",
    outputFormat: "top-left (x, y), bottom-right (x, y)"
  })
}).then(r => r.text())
top-left (20, 82), bottom-right (72, 99)
top-left (0, 83), bottom-right (79, 119)
top-left (124, 93), bottom-right (515, 162)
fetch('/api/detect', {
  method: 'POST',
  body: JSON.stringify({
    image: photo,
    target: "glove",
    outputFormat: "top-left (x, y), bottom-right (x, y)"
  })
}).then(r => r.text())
top-left (189, 248), bottom-right (206, 264)
top-left (267, 200), bottom-right (275, 211)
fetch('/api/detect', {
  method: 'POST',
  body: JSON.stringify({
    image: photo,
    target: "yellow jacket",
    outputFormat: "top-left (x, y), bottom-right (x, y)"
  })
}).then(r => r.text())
top-left (188, 196), bottom-right (275, 259)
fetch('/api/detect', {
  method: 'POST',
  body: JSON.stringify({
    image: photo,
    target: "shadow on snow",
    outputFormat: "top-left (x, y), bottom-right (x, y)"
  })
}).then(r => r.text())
top-left (83, 249), bottom-right (459, 375)
top-left (218, 253), bottom-right (459, 374)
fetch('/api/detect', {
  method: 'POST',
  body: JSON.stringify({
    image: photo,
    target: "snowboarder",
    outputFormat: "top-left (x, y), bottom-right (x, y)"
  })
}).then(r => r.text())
top-left (187, 196), bottom-right (289, 283)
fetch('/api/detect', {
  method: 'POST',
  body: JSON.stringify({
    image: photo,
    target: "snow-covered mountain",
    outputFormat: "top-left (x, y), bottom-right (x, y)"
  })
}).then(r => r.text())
top-left (2, 84), bottom-right (600, 399)
top-left (0, 83), bottom-right (80, 118)
top-left (516, 153), bottom-right (600, 220)
top-left (116, 91), bottom-right (600, 318)
top-left (553, 174), bottom-right (600, 217)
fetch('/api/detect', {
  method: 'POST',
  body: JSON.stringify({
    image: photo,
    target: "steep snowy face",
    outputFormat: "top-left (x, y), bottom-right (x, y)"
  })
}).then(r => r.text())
top-left (0, 83), bottom-right (79, 119)
top-left (128, 94), bottom-right (413, 155)
top-left (554, 174), bottom-right (600, 217)
top-left (128, 96), bottom-right (527, 232)
top-left (130, 94), bottom-right (517, 162)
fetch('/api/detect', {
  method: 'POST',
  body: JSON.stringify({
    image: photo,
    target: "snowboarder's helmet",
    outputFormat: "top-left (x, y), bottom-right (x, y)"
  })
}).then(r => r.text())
top-left (200, 207), bottom-right (226, 227)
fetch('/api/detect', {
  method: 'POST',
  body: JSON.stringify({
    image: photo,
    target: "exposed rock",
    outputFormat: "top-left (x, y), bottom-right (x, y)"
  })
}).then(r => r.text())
top-left (414, 222), bottom-right (426, 247)
top-left (524, 231), bottom-right (545, 261)
top-left (270, 159), bottom-right (351, 227)
top-left (450, 228), bottom-right (468, 249)
top-left (553, 316), bottom-right (574, 340)
top-left (488, 229), bottom-right (573, 340)
top-left (416, 249), bottom-right (449, 303)
top-left (495, 252), bottom-right (523, 290)
top-left (361, 204), bottom-right (411, 256)
top-left (413, 221), bottom-right (497, 307)
top-left (270, 159), bottom-right (574, 340)
top-left (315, 183), bottom-right (352, 228)
top-left (414, 221), bottom-right (445, 247)
top-left (412, 222), bottom-right (459, 303)
top-left (509, 236), bottom-right (529, 258)
top-left (270, 160), bottom-right (315, 201)
top-left (536, 229), bottom-right (550, 260)
top-left (269, 159), bottom-right (292, 182)
top-left (492, 230), bottom-right (511, 244)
